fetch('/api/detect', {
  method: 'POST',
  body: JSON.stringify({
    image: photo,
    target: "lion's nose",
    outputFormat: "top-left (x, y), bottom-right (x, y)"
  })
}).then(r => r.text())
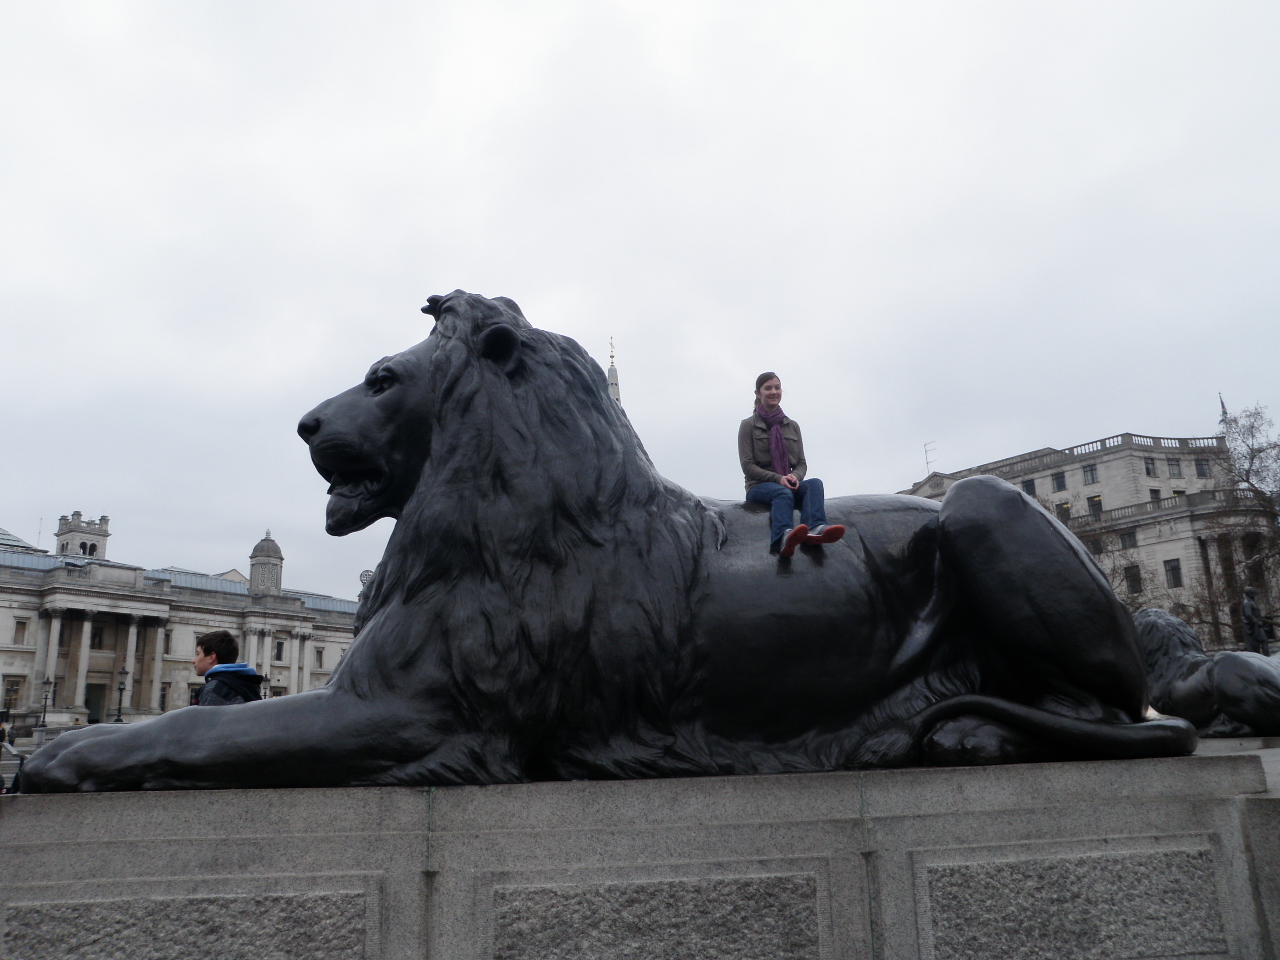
top-left (298, 414), bottom-right (322, 442)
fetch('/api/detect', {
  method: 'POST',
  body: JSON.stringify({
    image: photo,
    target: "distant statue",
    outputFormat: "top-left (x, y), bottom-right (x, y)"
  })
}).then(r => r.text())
top-left (22, 291), bottom-right (1195, 793)
top-left (1241, 587), bottom-right (1272, 657)
top-left (1134, 608), bottom-right (1280, 737)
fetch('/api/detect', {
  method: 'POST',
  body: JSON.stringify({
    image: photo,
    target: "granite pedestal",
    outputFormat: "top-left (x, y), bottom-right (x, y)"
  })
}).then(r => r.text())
top-left (3, 754), bottom-right (1278, 959)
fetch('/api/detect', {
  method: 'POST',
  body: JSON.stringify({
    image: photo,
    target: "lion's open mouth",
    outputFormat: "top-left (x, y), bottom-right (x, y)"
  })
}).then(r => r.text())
top-left (310, 441), bottom-right (389, 501)
top-left (319, 465), bottom-right (387, 499)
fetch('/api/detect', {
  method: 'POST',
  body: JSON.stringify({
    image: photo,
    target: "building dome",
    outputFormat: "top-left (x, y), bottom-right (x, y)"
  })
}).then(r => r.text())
top-left (250, 530), bottom-right (283, 561)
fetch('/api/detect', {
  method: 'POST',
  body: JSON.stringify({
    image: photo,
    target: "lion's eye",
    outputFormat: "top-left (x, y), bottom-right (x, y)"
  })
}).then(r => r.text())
top-left (367, 370), bottom-right (397, 395)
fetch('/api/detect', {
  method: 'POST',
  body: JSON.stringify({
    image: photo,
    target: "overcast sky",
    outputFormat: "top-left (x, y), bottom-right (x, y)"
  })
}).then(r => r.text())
top-left (2, 1), bottom-right (1278, 600)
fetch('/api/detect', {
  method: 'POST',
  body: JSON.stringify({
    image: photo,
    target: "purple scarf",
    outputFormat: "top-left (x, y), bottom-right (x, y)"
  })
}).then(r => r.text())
top-left (756, 404), bottom-right (790, 476)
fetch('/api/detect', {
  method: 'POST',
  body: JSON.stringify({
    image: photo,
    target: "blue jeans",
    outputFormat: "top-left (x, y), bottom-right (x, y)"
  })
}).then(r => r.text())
top-left (746, 478), bottom-right (828, 547)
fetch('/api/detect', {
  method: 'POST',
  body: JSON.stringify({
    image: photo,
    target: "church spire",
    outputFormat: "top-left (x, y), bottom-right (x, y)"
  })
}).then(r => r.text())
top-left (607, 337), bottom-right (621, 404)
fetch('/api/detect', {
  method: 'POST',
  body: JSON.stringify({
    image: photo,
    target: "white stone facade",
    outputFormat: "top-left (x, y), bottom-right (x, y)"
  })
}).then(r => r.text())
top-left (901, 432), bottom-right (1275, 649)
top-left (0, 528), bottom-right (357, 728)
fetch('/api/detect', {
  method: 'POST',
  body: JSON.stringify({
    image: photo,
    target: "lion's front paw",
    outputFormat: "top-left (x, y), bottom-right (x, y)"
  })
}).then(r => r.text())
top-left (18, 749), bottom-right (80, 793)
top-left (20, 724), bottom-right (131, 793)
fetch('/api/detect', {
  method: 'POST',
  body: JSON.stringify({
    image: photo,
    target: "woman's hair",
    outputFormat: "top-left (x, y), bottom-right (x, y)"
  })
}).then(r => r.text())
top-left (754, 371), bottom-right (779, 407)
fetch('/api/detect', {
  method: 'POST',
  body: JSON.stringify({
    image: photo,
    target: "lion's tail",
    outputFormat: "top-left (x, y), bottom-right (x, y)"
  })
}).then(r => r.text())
top-left (910, 694), bottom-right (1197, 759)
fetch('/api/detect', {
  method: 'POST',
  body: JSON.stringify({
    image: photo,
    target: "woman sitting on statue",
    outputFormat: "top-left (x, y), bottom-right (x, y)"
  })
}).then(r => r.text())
top-left (738, 372), bottom-right (845, 557)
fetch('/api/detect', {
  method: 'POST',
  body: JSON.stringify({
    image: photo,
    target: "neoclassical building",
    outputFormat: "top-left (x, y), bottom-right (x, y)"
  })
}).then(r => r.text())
top-left (0, 515), bottom-right (358, 728)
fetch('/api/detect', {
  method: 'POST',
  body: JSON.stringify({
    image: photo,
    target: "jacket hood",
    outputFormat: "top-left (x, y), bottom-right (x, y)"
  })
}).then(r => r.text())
top-left (205, 663), bottom-right (261, 678)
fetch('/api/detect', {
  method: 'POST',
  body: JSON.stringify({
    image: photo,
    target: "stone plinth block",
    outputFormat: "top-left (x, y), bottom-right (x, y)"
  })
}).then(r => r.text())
top-left (2, 755), bottom-right (1277, 959)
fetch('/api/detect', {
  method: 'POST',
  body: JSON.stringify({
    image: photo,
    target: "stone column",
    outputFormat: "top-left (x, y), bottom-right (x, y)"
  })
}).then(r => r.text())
top-left (300, 633), bottom-right (315, 692)
top-left (259, 628), bottom-right (271, 680)
top-left (150, 618), bottom-right (168, 712)
top-left (27, 614), bottom-right (48, 709)
top-left (243, 626), bottom-right (257, 668)
top-left (123, 615), bottom-right (140, 708)
top-left (287, 631), bottom-right (299, 694)
top-left (42, 608), bottom-right (65, 706)
top-left (74, 610), bottom-right (96, 709)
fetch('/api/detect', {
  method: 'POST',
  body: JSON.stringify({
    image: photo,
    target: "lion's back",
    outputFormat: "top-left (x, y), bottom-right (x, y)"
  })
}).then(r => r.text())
top-left (693, 494), bottom-right (943, 740)
top-left (702, 492), bottom-right (940, 560)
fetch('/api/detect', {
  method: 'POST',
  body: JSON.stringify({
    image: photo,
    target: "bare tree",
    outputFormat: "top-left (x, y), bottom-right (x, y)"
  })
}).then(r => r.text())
top-left (1088, 531), bottom-right (1180, 615)
top-left (1183, 403), bottom-right (1280, 648)
top-left (1216, 403), bottom-right (1280, 549)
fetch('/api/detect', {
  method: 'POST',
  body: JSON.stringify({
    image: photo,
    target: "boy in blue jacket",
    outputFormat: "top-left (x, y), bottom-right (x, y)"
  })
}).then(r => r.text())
top-left (193, 631), bottom-right (264, 705)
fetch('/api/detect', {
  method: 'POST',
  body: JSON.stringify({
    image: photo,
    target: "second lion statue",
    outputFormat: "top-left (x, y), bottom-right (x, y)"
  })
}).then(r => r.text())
top-left (23, 291), bottom-right (1195, 791)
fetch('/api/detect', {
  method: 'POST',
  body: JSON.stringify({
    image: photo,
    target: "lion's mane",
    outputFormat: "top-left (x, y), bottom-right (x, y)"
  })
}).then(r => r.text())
top-left (1132, 607), bottom-right (1209, 717)
top-left (335, 292), bottom-right (726, 781)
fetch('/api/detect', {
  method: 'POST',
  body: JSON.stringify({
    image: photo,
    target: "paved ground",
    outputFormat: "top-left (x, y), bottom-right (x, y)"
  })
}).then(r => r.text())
top-left (1195, 736), bottom-right (1280, 794)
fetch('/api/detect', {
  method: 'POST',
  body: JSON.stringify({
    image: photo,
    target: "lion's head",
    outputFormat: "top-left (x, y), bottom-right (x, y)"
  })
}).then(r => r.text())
top-left (297, 291), bottom-right (531, 536)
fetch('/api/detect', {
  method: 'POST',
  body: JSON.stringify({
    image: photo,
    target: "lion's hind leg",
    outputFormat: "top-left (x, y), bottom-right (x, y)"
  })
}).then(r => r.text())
top-left (920, 715), bottom-right (1056, 766)
top-left (938, 475), bottom-right (1149, 723)
top-left (917, 694), bottom-right (1194, 763)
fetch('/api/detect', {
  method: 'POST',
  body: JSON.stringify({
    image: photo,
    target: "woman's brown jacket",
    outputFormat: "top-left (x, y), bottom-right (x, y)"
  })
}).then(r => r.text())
top-left (738, 413), bottom-right (808, 493)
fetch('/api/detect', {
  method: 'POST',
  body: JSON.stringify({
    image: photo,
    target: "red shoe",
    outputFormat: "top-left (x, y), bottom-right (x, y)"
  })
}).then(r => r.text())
top-left (779, 525), bottom-right (809, 558)
top-left (805, 524), bottom-right (845, 545)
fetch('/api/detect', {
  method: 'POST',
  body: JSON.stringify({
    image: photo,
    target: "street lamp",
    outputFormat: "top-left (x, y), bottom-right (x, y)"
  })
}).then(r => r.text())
top-left (113, 666), bottom-right (129, 723)
top-left (38, 677), bottom-right (52, 728)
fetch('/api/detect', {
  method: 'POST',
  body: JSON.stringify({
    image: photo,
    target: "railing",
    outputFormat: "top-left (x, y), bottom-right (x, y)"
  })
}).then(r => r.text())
top-left (1068, 489), bottom-right (1268, 528)
top-left (962, 433), bottom-right (1226, 483)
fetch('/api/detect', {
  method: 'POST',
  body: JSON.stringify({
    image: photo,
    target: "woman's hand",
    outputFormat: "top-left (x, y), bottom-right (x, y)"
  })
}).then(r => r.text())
top-left (781, 474), bottom-right (800, 490)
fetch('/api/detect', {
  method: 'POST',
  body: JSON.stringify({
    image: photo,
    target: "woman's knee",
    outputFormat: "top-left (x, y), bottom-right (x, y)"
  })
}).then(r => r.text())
top-left (771, 488), bottom-right (795, 506)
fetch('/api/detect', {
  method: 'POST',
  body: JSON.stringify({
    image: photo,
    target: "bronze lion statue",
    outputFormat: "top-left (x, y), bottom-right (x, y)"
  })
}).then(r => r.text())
top-left (1134, 608), bottom-right (1280, 737)
top-left (23, 291), bottom-right (1195, 791)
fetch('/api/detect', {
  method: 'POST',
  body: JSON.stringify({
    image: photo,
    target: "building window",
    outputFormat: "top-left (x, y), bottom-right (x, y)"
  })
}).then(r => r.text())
top-left (1054, 502), bottom-right (1071, 523)
top-left (1087, 539), bottom-right (1104, 556)
top-left (1083, 464), bottom-right (1098, 485)
top-left (275, 639), bottom-right (286, 662)
top-left (1051, 472), bottom-right (1066, 492)
top-left (90, 625), bottom-right (105, 650)
top-left (159, 684), bottom-right (169, 712)
top-left (1021, 479), bottom-right (1036, 497)
top-left (1144, 457), bottom-right (1158, 477)
top-left (1087, 495), bottom-right (1103, 518)
top-left (163, 630), bottom-right (172, 655)
top-left (1195, 458), bottom-right (1210, 478)
top-left (1123, 565), bottom-right (1143, 594)
top-left (1173, 489), bottom-right (1186, 497)
top-left (1119, 530), bottom-right (1138, 550)
top-left (314, 647), bottom-right (324, 670)
top-left (1167, 458), bottom-right (1182, 479)
top-left (1149, 489), bottom-right (1161, 502)
top-left (1164, 558), bottom-right (1183, 589)
top-left (189, 685), bottom-right (203, 706)
top-left (12, 620), bottom-right (28, 645)
top-left (58, 542), bottom-right (67, 554)
top-left (3, 677), bottom-right (23, 712)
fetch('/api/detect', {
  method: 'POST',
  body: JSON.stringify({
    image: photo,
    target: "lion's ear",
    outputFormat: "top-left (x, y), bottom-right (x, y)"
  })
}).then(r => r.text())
top-left (421, 294), bottom-right (445, 319)
top-left (478, 324), bottom-right (521, 375)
